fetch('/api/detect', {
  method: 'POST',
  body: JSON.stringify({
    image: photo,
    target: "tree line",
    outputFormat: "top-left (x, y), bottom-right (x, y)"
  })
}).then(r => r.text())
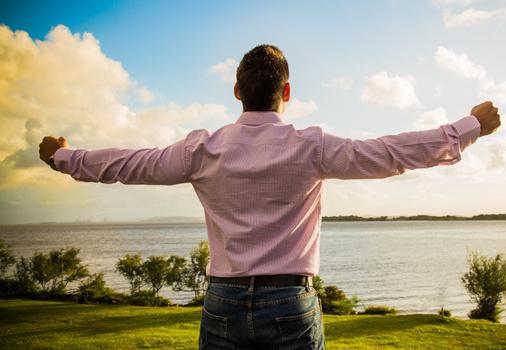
top-left (322, 214), bottom-right (506, 221)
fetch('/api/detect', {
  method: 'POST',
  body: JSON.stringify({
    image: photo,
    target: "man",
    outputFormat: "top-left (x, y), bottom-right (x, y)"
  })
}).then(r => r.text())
top-left (39, 45), bottom-right (500, 349)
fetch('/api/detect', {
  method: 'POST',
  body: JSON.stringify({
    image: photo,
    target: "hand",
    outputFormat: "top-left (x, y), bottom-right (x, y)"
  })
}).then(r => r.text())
top-left (471, 101), bottom-right (501, 136)
top-left (39, 136), bottom-right (68, 165)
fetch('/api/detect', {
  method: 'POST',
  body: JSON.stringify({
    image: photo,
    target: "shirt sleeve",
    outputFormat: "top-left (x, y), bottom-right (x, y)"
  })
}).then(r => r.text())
top-left (53, 138), bottom-right (189, 185)
top-left (320, 115), bottom-right (481, 180)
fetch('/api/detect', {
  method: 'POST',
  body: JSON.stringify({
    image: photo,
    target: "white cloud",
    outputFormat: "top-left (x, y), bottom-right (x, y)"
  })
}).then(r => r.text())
top-left (324, 76), bottom-right (353, 90)
top-left (432, 0), bottom-right (475, 7)
top-left (0, 24), bottom-right (229, 189)
top-left (361, 71), bottom-right (421, 109)
top-left (486, 138), bottom-right (506, 169)
top-left (413, 107), bottom-right (450, 130)
top-left (444, 8), bottom-right (506, 27)
top-left (137, 87), bottom-right (155, 104)
top-left (434, 46), bottom-right (506, 104)
top-left (208, 57), bottom-right (238, 83)
top-left (481, 80), bottom-right (506, 105)
top-left (435, 46), bottom-right (487, 80)
top-left (284, 98), bottom-right (318, 120)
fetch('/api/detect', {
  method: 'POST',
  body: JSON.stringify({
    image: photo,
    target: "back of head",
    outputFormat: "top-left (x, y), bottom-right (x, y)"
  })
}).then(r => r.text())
top-left (236, 44), bottom-right (289, 112)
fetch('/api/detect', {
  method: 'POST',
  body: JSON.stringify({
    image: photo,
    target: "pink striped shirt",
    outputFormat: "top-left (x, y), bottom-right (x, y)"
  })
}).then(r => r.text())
top-left (54, 111), bottom-right (481, 277)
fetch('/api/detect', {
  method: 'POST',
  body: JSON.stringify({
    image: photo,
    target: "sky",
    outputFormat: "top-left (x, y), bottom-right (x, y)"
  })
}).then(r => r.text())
top-left (1, 0), bottom-right (506, 224)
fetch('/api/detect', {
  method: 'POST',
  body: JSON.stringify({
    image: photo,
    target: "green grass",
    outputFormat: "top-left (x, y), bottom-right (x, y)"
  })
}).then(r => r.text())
top-left (1, 299), bottom-right (505, 349)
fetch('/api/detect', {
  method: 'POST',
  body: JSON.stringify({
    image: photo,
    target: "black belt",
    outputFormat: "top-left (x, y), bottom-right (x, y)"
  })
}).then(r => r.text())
top-left (208, 274), bottom-right (312, 287)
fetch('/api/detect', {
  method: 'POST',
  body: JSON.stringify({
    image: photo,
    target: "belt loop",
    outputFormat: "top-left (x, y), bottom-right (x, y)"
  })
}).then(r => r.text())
top-left (305, 276), bottom-right (310, 292)
top-left (248, 276), bottom-right (255, 293)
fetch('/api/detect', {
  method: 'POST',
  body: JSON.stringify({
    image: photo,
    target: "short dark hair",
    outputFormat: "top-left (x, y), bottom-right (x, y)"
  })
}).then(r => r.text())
top-left (236, 44), bottom-right (289, 112)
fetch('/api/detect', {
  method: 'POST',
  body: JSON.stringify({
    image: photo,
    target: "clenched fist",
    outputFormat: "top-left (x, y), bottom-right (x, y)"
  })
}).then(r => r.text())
top-left (471, 101), bottom-right (501, 136)
top-left (39, 136), bottom-right (68, 166)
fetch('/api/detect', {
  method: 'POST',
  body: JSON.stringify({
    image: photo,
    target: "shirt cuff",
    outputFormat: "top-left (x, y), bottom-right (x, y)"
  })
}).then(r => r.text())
top-left (53, 148), bottom-right (74, 173)
top-left (451, 115), bottom-right (481, 152)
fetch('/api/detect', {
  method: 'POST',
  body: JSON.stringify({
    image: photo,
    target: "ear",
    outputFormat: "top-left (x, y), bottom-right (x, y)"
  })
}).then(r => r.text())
top-left (234, 82), bottom-right (241, 101)
top-left (282, 82), bottom-right (290, 102)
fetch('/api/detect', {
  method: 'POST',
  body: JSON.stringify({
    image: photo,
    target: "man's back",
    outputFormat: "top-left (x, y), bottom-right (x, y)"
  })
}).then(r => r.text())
top-left (189, 111), bottom-right (323, 277)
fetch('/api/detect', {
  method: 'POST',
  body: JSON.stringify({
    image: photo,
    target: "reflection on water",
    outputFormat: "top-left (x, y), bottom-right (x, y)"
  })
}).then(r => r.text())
top-left (1, 221), bottom-right (505, 320)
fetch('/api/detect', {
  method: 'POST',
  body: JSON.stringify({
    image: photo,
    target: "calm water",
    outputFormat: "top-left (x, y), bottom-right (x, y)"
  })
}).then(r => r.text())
top-left (1, 221), bottom-right (505, 320)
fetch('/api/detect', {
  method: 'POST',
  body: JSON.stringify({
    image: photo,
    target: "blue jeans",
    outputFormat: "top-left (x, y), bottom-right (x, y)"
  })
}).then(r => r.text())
top-left (198, 278), bottom-right (326, 349)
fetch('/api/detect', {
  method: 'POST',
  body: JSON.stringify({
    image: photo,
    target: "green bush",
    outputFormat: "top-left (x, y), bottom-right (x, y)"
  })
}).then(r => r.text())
top-left (30, 248), bottom-right (89, 295)
top-left (142, 255), bottom-right (186, 296)
top-left (0, 240), bottom-right (16, 278)
top-left (174, 241), bottom-right (209, 300)
top-left (128, 290), bottom-right (170, 307)
top-left (116, 254), bottom-right (144, 295)
top-left (462, 252), bottom-right (506, 322)
top-left (13, 256), bottom-right (38, 295)
top-left (360, 305), bottom-right (397, 315)
top-left (76, 273), bottom-right (125, 304)
top-left (438, 307), bottom-right (452, 317)
top-left (314, 277), bottom-right (359, 315)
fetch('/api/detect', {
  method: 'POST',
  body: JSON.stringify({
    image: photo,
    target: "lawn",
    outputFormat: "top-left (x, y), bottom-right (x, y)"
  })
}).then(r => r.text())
top-left (1, 299), bottom-right (505, 349)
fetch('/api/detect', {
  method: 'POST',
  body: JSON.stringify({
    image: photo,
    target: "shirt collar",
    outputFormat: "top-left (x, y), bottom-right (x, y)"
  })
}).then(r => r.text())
top-left (235, 111), bottom-right (284, 125)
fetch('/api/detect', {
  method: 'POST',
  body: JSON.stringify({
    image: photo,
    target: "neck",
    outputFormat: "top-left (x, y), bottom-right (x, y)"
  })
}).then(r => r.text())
top-left (242, 102), bottom-right (284, 114)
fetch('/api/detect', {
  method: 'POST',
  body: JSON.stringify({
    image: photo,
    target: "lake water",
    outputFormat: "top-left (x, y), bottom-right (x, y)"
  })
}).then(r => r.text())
top-left (1, 221), bottom-right (506, 320)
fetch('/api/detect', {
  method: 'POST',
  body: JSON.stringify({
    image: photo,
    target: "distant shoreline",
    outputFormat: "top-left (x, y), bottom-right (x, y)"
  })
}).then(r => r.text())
top-left (322, 214), bottom-right (506, 222)
top-left (2, 213), bottom-right (506, 226)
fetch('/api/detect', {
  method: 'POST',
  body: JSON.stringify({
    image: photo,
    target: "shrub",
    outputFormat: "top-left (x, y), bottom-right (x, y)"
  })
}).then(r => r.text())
top-left (314, 277), bottom-right (359, 315)
top-left (30, 248), bottom-right (89, 295)
top-left (128, 290), bottom-right (170, 307)
top-left (438, 307), bottom-right (451, 317)
top-left (14, 256), bottom-right (38, 295)
top-left (76, 273), bottom-right (125, 304)
top-left (360, 305), bottom-right (397, 315)
top-left (0, 240), bottom-right (16, 278)
top-left (312, 275), bottom-right (325, 299)
top-left (462, 252), bottom-right (506, 322)
top-left (142, 255), bottom-right (186, 297)
top-left (116, 254), bottom-right (144, 295)
top-left (174, 241), bottom-right (209, 302)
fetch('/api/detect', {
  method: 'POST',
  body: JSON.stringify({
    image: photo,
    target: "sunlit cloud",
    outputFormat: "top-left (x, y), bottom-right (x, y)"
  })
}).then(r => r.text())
top-left (414, 107), bottom-right (450, 130)
top-left (284, 98), bottom-right (318, 120)
top-left (434, 46), bottom-right (506, 104)
top-left (208, 57), bottom-right (238, 83)
top-left (443, 7), bottom-right (506, 27)
top-left (361, 71), bottom-right (421, 109)
top-left (435, 46), bottom-right (487, 80)
top-left (432, 0), bottom-right (476, 6)
top-left (0, 24), bottom-right (229, 190)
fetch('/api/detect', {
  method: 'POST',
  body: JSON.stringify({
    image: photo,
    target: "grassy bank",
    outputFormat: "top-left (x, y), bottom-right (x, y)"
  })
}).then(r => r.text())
top-left (1, 299), bottom-right (505, 349)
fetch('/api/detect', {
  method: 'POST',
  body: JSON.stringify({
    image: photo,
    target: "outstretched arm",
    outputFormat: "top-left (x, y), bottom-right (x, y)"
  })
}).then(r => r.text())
top-left (320, 101), bottom-right (501, 180)
top-left (39, 137), bottom-right (189, 185)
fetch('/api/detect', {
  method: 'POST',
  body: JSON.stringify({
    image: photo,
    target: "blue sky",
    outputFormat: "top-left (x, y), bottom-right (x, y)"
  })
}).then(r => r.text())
top-left (1, 0), bottom-right (506, 223)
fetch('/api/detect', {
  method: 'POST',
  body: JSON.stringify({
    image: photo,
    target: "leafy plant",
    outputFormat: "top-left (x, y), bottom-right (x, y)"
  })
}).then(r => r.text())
top-left (116, 254), bottom-right (144, 295)
top-left (142, 255), bottom-right (186, 296)
top-left (313, 276), bottom-right (359, 315)
top-left (14, 256), bottom-right (38, 294)
top-left (0, 240), bottom-right (16, 278)
top-left (462, 252), bottom-right (506, 322)
top-left (76, 272), bottom-right (123, 304)
top-left (30, 248), bottom-right (89, 294)
top-left (360, 305), bottom-right (397, 315)
top-left (175, 241), bottom-right (209, 303)
top-left (438, 307), bottom-right (451, 318)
